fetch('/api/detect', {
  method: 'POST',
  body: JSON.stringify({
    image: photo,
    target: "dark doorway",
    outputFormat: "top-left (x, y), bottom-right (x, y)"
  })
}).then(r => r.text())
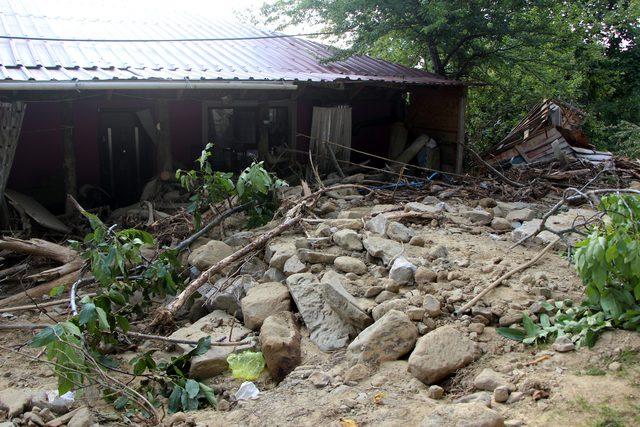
top-left (98, 111), bottom-right (155, 207)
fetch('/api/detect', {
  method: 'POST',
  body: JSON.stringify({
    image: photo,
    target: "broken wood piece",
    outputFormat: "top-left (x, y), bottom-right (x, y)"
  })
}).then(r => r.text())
top-left (173, 203), bottom-right (250, 252)
top-left (0, 262), bottom-right (27, 280)
top-left (0, 292), bottom-right (97, 313)
top-left (0, 323), bottom-right (252, 348)
top-left (0, 237), bottom-right (78, 264)
top-left (0, 270), bottom-right (81, 307)
top-left (455, 240), bottom-right (556, 315)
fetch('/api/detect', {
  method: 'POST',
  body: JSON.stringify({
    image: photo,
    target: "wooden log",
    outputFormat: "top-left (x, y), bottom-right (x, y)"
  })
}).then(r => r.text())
top-left (0, 270), bottom-right (81, 307)
top-left (0, 237), bottom-right (78, 264)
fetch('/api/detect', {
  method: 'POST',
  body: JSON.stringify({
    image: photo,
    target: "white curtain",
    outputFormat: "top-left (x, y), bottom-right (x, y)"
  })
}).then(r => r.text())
top-left (309, 106), bottom-right (352, 173)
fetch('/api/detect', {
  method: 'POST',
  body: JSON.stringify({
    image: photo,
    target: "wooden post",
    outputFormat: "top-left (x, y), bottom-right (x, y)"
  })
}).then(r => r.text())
top-left (61, 101), bottom-right (77, 212)
top-left (155, 99), bottom-right (173, 178)
top-left (455, 88), bottom-right (467, 175)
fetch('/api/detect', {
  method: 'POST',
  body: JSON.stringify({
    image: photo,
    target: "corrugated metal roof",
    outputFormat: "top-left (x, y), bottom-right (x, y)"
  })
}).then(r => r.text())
top-left (0, 0), bottom-right (461, 86)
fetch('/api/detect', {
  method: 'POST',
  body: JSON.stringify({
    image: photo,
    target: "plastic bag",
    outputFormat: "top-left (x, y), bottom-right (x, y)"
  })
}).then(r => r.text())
top-left (235, 381), bottom-right (260, 400)
top-left (227, 351), bottom-right (265, 381)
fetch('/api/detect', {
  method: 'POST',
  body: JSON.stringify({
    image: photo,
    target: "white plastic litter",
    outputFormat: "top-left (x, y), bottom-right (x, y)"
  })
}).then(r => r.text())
top-left (235, 381), bottom-right (260, 400)
top-left (46, 390), bottom-right (74, 405)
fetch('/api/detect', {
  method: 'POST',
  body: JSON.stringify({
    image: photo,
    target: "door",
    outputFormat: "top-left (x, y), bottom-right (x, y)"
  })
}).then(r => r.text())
top-left (99, 111), bottom-right (155, 207)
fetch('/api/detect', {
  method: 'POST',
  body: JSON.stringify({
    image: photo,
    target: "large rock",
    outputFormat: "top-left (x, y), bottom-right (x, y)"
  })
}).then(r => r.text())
top-left (241, 282), bottom-right (291, 330)
top-left (265, 240), bottom-right (296, 270)
top-left (473, 368), bottom-right (510, 391)
top-left (188, 240), bottom-right (235, 270)
top-left (67, 407), bottom-right (95, 427)
top-left (347, 310), bottom-right (417, 364)
top-left (169, 310), bottom-right (255, 379)
top-left (365, 214), bottom-right (389, 235)
top-left (283, 255), bottom-right (307, 276)
top-left (363, 236), bottom-right (403, 265)
top-left (321, 270), bottom-right (372, 329)
top-left (372, 298), bottom-right (410, 321)
top-left (334, 256), bottom-right (367, 275)
top-left (0, 388), bottom-right (31, 417)
top-left (506, 208), bottom-right (535, 222)
top-left (286, 273), bottom-right (355, 351)
top-left (421, 403), bottom-right (504, 427)
top-left (511, 219), bottom-right (561, 247)
top-left (405, 202), bottom-right (443, 214)
top-left (298, 248), bottom-right (338, 264)
top-left (408, 325), bottom-right (477, 384)
top-left (389, 257), bottom-right (417, 284)
top-left (199, 275), bottom-right (255, 317)
top-left (259, 311), bottom-right (301, 382)
top-left (386, 221), bottom-right (415, 243)
top-left (463, 209), bottom-right (494, 225)
top-left (332, 229), bottom-right (363, 251)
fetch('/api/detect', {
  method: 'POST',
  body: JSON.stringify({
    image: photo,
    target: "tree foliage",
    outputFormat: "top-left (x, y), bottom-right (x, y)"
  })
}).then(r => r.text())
top-left (262, 0), bottom-right (640, 151)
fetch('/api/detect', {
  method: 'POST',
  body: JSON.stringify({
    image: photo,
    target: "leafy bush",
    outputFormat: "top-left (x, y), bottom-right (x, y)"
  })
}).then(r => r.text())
top-left (177, 143), bottom-right (286, 228)
top-left (497, 301), bottom-right (611, 348)
top-left (31, 211), bottom-right (214, 415)
top-left (500, 194), bottom-right (640, 347)
top-left (574, 194), bottom-right (640, 324)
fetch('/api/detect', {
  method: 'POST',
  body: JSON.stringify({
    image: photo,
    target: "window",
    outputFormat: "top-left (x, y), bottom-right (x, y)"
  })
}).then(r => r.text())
top-left (204, 102), bottom-right (291, 171)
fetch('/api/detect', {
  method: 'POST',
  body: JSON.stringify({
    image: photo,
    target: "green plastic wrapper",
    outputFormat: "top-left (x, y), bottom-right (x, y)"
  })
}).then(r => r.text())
top-left (227, 350), bottom-right (266, 380)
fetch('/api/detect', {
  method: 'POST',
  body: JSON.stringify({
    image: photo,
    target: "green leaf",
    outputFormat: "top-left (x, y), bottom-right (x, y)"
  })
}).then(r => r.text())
top-left (496, 327), bottom-right (526, 342)
top-left (114, 396), bottom-right (129, 410)
top-left (95, 306), bottom-right (110, 331)
top-left (115, 315), bottom-right (130, 333)
top-left (200, 383), bottom-right (217, 406)
top-left (30, 325), bottom-right (61, 347)
top-left (168, 385), bottom-right (182, 413)
top-left (49, 285), bottom-right (65, 297)
top-left (522, 313), bottom-right (540, 338)
top-left (185, 379), bottom-right (200, 399)
top-left (133, 358), bottom-right (147, 375)
top-left (78, 303), bottom-right (97, 326)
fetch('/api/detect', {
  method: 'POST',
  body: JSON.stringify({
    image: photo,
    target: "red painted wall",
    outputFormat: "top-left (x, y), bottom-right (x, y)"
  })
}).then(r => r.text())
top-left (8, 97), bottom-right (203, 211)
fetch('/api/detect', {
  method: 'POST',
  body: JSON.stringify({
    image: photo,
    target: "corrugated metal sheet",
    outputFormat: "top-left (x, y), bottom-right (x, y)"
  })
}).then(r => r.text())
top-left (0, 0), bottom-right (461, 86)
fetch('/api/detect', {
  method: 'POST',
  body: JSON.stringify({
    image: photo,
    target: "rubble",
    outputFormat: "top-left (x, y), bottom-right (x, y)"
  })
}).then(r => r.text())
top-left (1, 169), bottom-right (636, 425)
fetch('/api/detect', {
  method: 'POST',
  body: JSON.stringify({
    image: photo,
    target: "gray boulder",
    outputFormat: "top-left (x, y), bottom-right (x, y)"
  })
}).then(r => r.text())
top-left (332, 229), bottom-right (363, 251)
top-left (363, 236), bottom-right (403, 265)
top-left (260, 311), bottom-right (301, 382)
top-left (334, 256), bottom-right (367, 275)
top-left (389, 257), bottom-right (417, 284)
top-left (321, 270), bottom-right (372, 330)
top-left (408, 325), bottom-right (477, 384)
top-left (386, 221), bottom-right (415, 243)
top-left (346, 310), bottom-right (417, 364)
top-left (286, 273), bottom-right (355, 351)
top-left (240, 282), bottom-right (291, 330)
top-left (187, 240), bottom-right (235, 270)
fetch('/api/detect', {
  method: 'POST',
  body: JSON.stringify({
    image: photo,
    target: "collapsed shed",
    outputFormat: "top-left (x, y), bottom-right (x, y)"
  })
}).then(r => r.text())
top-left (487, 99), bottom-right (612, 167)
top-left (0, 0), bottom-right (467, 218)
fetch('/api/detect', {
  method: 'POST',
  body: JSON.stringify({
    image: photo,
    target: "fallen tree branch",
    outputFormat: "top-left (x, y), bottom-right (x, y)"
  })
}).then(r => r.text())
top-left (173, 203), bottom-right (250, 252)
top-left (0, 292), bottom-right (97, 313)
top-left (0, 270), bottom-right (82, 307)
top-left (0, 263), bottom-right (27, 280)
top-left (0, 323), bottom-right (252, 348)
top-left (463, 142), bottom-right (525, 188)
top-left (0, 237), bottom-right (78, 264)
top-left (456, 240), bottom-right (557, 315)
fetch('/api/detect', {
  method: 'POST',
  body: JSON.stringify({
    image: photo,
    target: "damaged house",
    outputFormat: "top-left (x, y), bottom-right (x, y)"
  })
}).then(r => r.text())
top-left (487, 99), bottom-right (612, 168)
top-left (0, 1), bottom-right (466, 224)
